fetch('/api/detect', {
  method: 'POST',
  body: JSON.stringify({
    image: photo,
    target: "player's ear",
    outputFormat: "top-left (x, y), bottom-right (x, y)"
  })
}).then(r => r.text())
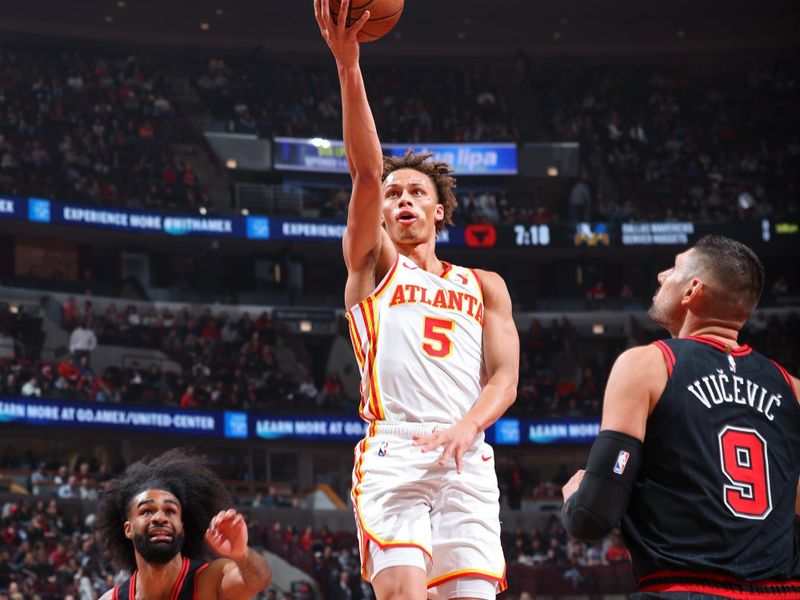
top-left (124, 520), bottom-right (133, 540)
top-left (682, 277), bottom-right (703, 307)
top-left (434, 203), bottom-right (444, 223)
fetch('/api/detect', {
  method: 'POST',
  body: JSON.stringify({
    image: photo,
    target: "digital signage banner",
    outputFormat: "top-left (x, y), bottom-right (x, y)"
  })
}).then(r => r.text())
top-left (526, 418), bottom-right (600, 444)
top-left (251, 415), bottom-right (369, 441)
top-left (382, 143), bottom-right (518, 175)
top-left (0, 395), bottom-right (603, 445)
top-left (273, 137), bottom-right (518, 175)
top-left (0, 196), bottom-right (26, 221)
top-left (1, 194), bottom-right (779, 250)
top-left (0, 396), bottom-right (234, 438)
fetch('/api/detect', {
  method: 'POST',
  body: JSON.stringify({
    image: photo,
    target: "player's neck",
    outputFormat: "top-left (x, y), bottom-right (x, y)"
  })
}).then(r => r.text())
top-left (133, 554), bottom-right (184, 600)
top-left (679, 319), bottom-right (741, 347)
top-left (395, 240), bottom-right (442, 273)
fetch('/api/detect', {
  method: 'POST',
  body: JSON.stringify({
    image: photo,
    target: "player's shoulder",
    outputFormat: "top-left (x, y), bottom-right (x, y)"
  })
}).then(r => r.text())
top-left (195, 556), bottom-right (228, 583)
top-left (98, 589), bottom-right (115, 600)
top-left (471, 268), bottom-right (508, 294)
top-left (613, 344), bottom-right (668, 373)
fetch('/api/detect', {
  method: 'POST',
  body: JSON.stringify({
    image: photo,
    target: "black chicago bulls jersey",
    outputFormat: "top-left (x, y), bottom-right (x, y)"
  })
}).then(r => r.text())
top-left (621, 336), bottom-right (800, 595)
top-left (113, 557), bottom-right (208, 600)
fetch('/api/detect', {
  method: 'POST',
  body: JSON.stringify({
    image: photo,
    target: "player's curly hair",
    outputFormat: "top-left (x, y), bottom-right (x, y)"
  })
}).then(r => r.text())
top-left (94, 448), bottom-right (232, 572)
top-left (383, 150), bottom-right (457, 234)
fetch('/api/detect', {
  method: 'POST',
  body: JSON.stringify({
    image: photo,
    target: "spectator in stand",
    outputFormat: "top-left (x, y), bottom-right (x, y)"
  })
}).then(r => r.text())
top-left (20, 376), bottom-right (41, 397)
top-left (61, 297), bottom-right (80, 331)
top-left (296, 376), bottom-right (319, 407)
top-left (568, 172), bottom-right (592, 222)
top-left (317, 372), bottom-right (345, 411)
top-left (604, 531), bottom-right (630, 563)
top-left (772, 274), bottom-right (789, 300)
top-left (1, 373), bottom-right (18, 396)
top-left (69, 320), bottom-right (97, 365)
top-left (504, 458), bottom-right (527, 510)
top-left (586, 281), bottom-right (607, 302)
top-left (57, 475), bottom-right (79, 499)
top-left (179, 385), bottom-right (199, 408)
top-left (29, 463), bottom-right (48, 495)
top-left (330, 570), bottom-right (354, 600)
top-left (619, 282), bottom-right (635, 305)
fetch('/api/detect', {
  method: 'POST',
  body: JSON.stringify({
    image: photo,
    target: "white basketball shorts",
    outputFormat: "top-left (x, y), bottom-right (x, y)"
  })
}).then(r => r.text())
top-left (351, 421), bottom-right (507, 595)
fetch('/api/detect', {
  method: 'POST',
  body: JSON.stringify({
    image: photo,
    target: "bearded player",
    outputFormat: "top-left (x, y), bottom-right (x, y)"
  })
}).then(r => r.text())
top-left (562, 236), bottom-right (800, 598)
top-left (95, 448), bottom-right (271, 600)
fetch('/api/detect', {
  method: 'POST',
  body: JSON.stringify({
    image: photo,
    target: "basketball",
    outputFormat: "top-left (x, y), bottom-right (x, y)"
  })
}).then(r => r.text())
top-left (329, 0), bottom-right (404, 42)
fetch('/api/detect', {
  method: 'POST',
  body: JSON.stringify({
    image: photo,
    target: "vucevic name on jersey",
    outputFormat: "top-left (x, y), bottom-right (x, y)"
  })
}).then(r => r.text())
top-left (622, 336), bottom-right (800, 591)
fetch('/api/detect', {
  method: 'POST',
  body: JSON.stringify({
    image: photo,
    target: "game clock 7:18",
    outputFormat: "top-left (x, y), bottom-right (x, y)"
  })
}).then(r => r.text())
top-left (513, 224), bottom-right (551, 246)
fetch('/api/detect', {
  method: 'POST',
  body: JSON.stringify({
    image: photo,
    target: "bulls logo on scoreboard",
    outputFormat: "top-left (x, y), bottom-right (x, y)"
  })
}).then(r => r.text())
top-left (465, 224), bottom-right (497, 248)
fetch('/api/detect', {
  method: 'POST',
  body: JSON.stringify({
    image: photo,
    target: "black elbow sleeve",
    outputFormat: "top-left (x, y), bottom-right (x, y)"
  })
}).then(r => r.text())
top-left (562, 430), bottom-right (643, 541)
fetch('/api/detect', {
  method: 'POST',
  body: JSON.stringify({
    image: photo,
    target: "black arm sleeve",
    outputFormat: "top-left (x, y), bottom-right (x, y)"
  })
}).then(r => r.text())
top-left (562, 430), bottom-right (643, 541)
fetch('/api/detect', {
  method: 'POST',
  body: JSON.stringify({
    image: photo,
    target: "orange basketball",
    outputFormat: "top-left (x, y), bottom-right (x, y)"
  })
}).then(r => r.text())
top-left (329, 0), bottom-right (404, 43)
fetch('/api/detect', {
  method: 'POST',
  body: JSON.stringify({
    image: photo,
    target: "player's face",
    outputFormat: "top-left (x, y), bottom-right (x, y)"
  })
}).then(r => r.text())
top-left (382, 169), bottom-right (444, 242)
top-left (648, 250), bottom-right (694, 335)
top-left (125, 488), bottom-right (185, 564)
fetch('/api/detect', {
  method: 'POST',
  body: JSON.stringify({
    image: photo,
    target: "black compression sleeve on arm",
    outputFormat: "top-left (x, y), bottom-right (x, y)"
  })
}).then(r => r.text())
top-left (562, 430), bottom-right (643, 541)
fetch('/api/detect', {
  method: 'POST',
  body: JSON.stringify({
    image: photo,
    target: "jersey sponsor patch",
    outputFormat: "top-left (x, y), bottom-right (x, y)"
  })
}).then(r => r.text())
top-left (613, 450), bottom-right (630, 475)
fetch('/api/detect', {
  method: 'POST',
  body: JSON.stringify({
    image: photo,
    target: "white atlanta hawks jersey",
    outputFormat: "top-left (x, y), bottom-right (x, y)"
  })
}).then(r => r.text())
top-left (346, 254), bottom-right (484, 424)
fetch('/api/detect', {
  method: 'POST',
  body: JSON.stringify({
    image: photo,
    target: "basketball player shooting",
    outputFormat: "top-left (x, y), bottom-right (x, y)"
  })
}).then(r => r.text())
top-left (313, 0), bottom-right (519, 598)
top-left (561, 236), bottom-right (800, 597)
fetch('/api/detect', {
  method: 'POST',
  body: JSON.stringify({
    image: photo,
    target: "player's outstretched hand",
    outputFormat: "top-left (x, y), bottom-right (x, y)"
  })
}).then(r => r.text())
top-left (205, 509), bottom-right (248, 560)
top-left (413, 420), bottom-right (480, 474)
top-left (313, 0), bottom-right (371, 67)
top-left (561, 469), bottom-right (585, 503)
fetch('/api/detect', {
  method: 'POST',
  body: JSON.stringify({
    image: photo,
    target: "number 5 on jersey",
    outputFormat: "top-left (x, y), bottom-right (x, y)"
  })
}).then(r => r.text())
top-left (422, 317), bottom-right (455, 359)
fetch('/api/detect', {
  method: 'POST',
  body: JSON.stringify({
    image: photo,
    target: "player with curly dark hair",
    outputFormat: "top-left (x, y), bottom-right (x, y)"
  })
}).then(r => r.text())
top-left (383, 149), bottom-right (457, 235)
top-left (95, 448), bottom-right (271, 600)
top-left (315, 1), bottom-right (519, 598)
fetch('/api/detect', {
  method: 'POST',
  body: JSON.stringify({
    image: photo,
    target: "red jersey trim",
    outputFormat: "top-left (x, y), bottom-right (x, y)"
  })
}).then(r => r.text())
top-left (128, 572), bottom-right (136, 598)
top-left (640, 569), bottom-right (800, 586)
top-left (374, 255), bottom-right (400, 299)
top-left (169, 557), bottom-right (191, 600)
top-left (112, 584), bottom-right (120, 600)
top-left (193, 562), bottom-right (210, 600)
top-left (640, 582), bottom-right (800, 599)
top-left (651, 340), bottom-right (675, 377)
top-left (770, 359), bottom-right (798, 400)
top-left (685, 335), bottom-right (752, 356)
top-left (639, 570), bottom-right (800, 598)
top-left (440, 261), bottom-right (453, 279)
top-left (468, 268), bottom-right (484, 300)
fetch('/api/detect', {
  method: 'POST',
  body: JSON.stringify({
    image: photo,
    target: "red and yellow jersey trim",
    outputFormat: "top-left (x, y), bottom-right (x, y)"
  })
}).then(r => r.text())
top-left (345, 257), bottom-right (400, 421)
top-left (468, 268), bottom-right (484, 304)
top-left (345, 312), bottom-right (366, 369)
top-left (427, 566), bottom-right (507, 592)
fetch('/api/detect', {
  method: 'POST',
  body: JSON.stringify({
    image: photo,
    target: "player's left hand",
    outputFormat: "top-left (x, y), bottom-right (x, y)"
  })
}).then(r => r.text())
top-left (413, 420), bottom-right (480, 474)
top-left (205, 509), bottom-right (248, 560)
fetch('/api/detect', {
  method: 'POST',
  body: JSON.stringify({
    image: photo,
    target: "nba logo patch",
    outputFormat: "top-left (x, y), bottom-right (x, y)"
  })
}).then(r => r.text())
top-left (378, 441), bottom-right (388, 457)
top-left (728, 354), bottom-right (736, 373)
top-left (613, 450), bottom-right (630, 475)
